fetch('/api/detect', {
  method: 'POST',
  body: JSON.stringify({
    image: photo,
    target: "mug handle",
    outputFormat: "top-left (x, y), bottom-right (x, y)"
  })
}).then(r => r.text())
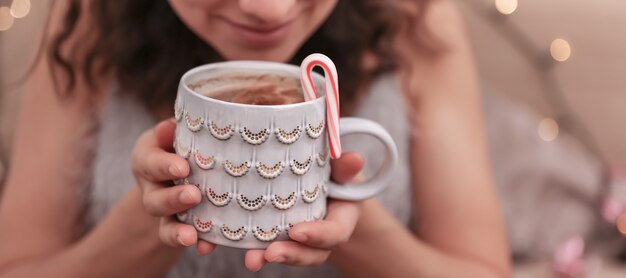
top-left (326, 117), bottom-right (399, 201)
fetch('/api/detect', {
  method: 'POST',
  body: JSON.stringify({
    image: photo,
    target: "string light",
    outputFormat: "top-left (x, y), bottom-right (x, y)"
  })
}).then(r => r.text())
top-left (0, 0), bottom-right (32, 32)
top-left (471, 0), bottom-right (614, 261)
top-left (550, 38), bottom-right (572, 62)
top-left (495, 0), bottom-right (518, 15)
top-left (538, 118), bottom-right (559, 142)
top-left (0, 6), bottom-right (14, 31)
top-left (10, 0), bottom-right (30, 19)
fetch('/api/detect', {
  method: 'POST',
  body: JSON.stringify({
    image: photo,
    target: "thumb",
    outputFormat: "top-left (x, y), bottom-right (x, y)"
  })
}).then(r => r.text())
top-left (330, 152), bottom-right (364, 184)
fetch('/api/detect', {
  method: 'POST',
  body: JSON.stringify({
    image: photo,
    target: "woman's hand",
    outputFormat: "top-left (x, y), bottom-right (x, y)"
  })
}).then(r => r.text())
top-left (131, 120), bottom-right (216, 255)
top-left (131, 120), bottom-right (364, 271)
top-left (244, 153), bottom-right (364, 272)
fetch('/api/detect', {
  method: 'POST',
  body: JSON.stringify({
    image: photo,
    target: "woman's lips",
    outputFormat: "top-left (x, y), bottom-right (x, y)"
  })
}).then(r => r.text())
top-left (223, 18), bottom-right (294, 48)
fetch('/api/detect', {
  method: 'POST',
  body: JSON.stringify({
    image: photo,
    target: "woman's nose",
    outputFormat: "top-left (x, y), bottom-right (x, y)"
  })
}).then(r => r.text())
top-left (238, 0), bottom-right (296, 24)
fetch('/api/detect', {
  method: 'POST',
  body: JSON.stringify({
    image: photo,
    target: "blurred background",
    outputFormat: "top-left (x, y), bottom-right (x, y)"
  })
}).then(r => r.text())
top-left (0, 0), bottom-right (625, 277)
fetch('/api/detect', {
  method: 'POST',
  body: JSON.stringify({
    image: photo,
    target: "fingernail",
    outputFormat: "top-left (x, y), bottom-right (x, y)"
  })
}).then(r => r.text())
top-left (177, 235), bottom-right (190, 247)
top-left (179, 189), bottom-right (194, 204)
top-left (270, 256), bottom-right (286, 263)
top-left (169, 164), bottom-right (181, 177)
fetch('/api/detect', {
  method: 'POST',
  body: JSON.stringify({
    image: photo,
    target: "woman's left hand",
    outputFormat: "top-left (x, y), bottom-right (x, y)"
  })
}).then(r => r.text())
top-left (244, 152), bottom-right (364, 272)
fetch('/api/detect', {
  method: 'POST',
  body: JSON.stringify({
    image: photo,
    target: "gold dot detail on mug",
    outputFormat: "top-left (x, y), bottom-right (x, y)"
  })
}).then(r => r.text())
top-left (236, 194), bottom-right (268, 211)
top-left (223, 160), bottom-right (251, 177)
top-left (239, 126), bottom-right (271, 145)
top-left (208, 121), bottom-right (235, 140)
top-left (206, 187), bottom-right (233, 207)
top-left (302, 184), bottom-right (321, 204)
top-left (221, 224), bottom-right (248, 241)
top-left (255, 161), bottom-right (285, 179)
top-left (184, 112), bottom-right (204, 132)
top-left (275, 126), bottom-right (303, 144)
top-left (316, 151), bottom-right (329, 167)
top-left (193, 215), bottom-right (213, 233)
top-left (305, 120), bottom-right (325, 139)
top-left (253, 226), bottom-right (283, 242)
top-left (270, 192), bottom-right (298, 210)
top-left (173, 140), bottom-right (191, 158)
top-left (290, 156), bottom-right (313, 176)
top-left (193, 150), bottom-right (215, 170)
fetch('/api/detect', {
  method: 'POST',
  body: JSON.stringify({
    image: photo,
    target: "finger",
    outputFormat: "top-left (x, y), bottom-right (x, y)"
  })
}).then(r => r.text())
top-left (159, 216), bottom-right (198, 247)
top-left (245, 249), bottom-right (267, 272)
top-left (135, 148), bottom-right (190, 184)
top-left (132, 122), bottom-right (189, 184)
top-left (289, 200), bottom-right (360, 248)
top-left (618, 213), bottom-right (626, 235)
top-left (143, 184), bottom-right (201, 217)
top-left (154, 119), bottom-right (177, 152)
top-left (330, 152), bottom-right (364, 184)
top-left (196, 240), bottom-right (217, 256)
top-left (264, 241), bottom-right (330, 266)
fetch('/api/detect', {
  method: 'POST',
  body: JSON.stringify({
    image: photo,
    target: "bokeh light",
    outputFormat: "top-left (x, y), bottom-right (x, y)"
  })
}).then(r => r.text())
top-left (495, 0), bottom-right (518, 15)
top-left (10, 0), bottom-right (31, 19)
top-left (0, 6), bottom-right (15, 31)
top-left (550, 38), bottom-right (572, 62)
top-left (538, 118), bottom-right (559, 141)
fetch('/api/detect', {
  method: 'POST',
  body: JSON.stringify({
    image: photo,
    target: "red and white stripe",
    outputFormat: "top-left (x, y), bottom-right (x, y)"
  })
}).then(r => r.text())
top-left (300, 53), bottom-right (342, 159)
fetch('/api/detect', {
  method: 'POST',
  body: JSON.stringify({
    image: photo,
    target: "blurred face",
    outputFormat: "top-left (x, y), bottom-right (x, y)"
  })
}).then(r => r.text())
top-left (168, 0), bottom-right (338, 62)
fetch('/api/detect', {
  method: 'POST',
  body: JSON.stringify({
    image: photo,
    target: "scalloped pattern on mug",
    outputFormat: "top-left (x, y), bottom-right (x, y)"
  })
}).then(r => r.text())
top-left (284, 223), bottom-right (295, 232)
top-left (236, 194), bottom-right (267, 211)
top-left (223, 160), bottom-right (251, 177)
top-left (176, 210), bottom-right (189, 222)
top-left (290, 156), bottom-right (312, 175)
top-left (270, 192), bottom-right (298, 210)
top-left (208, 121), bottom-right (235, 140)
top-left (176, 177), bottom-right (199, 188)
top-left (316, 151), bottom-right (328, 167)
top-left (206, 187), bottom-right (233, 207)
top-left (193, 215), bottom-right (213, 233)
top-left (306, 119), bottom-right (325, 139)
top-left (185, 113), bottom-right (204, 132)
top-left (174, 98), bottom-right (184, 122)
top-left (240, 127), bottom-right (270, 145)
top-left (194, 150), bottom-right (215, 170)
top-left (253, 226), bottom-right (282, 242)
top-left (174, 141), bottom-right (191, 158)
top-left (302, 184), bottom-right (321, 203)
top-left (255, 161), bottom-right (285, 179)
top-left (313, 212), bottom-right (325, 221)
top-left (173, 178), bottom-right (190, 185)
top-left (221, 224), bottom-right (247, 241)
top-left (275, 126), bottom-right (302, 144)
top-left (174, 178), bottom-right (199, 189)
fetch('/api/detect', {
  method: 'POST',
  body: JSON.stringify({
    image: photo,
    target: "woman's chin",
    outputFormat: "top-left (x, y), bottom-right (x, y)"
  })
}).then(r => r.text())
top-left (222, 51), bottom-right (297, 63)
top-left (213, 43), bottom-right (300, 63)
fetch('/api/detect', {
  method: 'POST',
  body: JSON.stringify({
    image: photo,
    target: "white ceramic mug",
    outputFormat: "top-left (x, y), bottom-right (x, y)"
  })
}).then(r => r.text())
top-left (173, 61), bottom-right (398, 249)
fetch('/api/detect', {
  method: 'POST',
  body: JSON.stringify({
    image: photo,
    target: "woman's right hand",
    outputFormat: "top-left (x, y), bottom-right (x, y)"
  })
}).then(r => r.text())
top-left (131, 120), bottom-right (216, 255)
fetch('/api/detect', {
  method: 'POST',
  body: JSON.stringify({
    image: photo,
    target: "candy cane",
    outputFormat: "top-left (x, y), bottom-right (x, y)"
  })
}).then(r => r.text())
top-left (300, 54), bottom-right (342, 159)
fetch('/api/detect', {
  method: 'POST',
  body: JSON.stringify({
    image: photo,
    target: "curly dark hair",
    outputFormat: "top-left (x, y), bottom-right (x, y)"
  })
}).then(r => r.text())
top-left (50, 0), bottom-right (433, 111)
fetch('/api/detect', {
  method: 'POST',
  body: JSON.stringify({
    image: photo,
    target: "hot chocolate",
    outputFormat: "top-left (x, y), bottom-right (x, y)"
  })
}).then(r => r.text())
top-left (194, 74), bottom-right (305, 105)
top-left (211, 83), bottom-right (304, 105)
